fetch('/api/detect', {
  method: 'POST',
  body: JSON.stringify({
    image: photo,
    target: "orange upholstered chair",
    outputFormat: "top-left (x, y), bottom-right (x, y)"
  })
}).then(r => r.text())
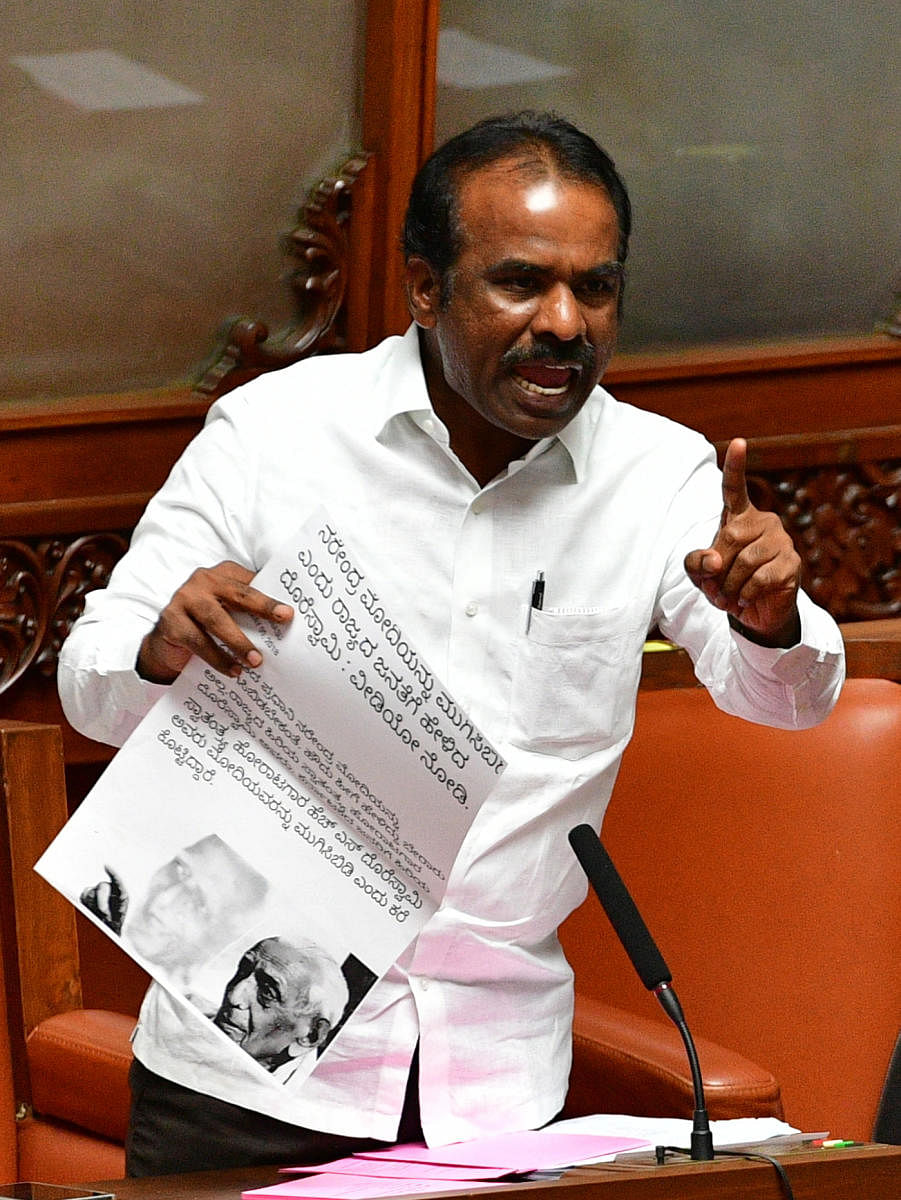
top-left (561, 677), bottom-right (901, 1142)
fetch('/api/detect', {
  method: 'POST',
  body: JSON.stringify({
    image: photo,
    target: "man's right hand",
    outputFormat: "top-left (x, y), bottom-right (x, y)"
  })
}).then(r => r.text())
top-left (137, 561), bottom-right (294, 683)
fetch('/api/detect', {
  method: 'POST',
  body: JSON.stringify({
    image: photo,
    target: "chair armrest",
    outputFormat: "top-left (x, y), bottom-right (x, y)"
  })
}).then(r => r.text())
top-left (27, 1009), bottom-right (134, 1143)
top-left (566, 993), bottom-right (783, 1121)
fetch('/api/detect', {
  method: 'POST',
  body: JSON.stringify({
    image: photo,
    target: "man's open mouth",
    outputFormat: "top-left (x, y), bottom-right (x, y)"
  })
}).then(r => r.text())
top-left (512, 363), bottom-right (577, 396)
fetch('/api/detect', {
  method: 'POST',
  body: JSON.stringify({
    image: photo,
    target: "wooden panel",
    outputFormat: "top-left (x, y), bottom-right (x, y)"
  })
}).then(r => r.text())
top-left (0, 387), bottom-right (209, 535)
top-left (361, 0), bottom-right (439, 343)
top-left (1, 420), bottom-right (197, 508)
top-left (606, 334), bottom-right (901, 441)
top-left (842, 620), bottom-right (901, 681)
top-left (0, 720), bottom-right (82, 1114)
top-left (0, 674), bottom-right (113, 767)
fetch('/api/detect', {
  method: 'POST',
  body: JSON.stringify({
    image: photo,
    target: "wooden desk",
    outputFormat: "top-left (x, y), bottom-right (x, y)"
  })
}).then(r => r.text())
top-left (92, 1144), bottom-right (901, 1200)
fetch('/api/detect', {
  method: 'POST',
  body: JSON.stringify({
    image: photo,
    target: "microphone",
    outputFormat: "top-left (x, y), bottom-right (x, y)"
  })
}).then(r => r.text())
top-left (568, 823), bottom-right (715, 1162)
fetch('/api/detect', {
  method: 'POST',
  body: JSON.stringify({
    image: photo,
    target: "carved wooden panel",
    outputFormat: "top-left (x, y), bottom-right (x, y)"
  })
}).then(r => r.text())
top-left (0, 535), bottom-right (128, 692)
top-left (748, 458), bottom-right (901, 620)
top-left (196, 153), bottom-right (371, 399)
top-left (743, 426), bottom-right (901, 622)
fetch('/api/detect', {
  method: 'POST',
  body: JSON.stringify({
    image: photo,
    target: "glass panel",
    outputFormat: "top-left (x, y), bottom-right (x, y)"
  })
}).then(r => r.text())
top-left (435, 3), bottom-right (899, 351)
top-left (3, 0), bottom-right (363, 400)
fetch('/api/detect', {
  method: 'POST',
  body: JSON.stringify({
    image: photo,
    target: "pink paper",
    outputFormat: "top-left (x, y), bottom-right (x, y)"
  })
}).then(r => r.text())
top-left (283, 1158), bottom-right (508, 1181)
top-left (244, 1175), bottom-right (505, 1199)
top-left (353, 1131), bottom-right (648, 1170)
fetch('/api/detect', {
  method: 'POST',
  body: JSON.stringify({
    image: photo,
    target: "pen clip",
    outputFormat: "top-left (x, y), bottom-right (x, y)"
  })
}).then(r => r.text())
top-left (531, 571), bottom-right (545, 611)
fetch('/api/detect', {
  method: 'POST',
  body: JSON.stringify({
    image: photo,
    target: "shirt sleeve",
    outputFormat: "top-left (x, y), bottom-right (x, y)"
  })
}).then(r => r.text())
top-left (653, 450), bottom-right (845, 731)
top-left (58, 395), bottom-right (257, 747)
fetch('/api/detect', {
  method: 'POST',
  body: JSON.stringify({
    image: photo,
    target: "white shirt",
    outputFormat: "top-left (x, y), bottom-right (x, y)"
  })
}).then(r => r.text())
top-left (59, 327), bottom-right (844, 1144)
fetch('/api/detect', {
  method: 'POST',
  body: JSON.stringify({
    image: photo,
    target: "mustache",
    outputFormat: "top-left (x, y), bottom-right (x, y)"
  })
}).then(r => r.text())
top-left (500, 340), bottom-right (597, 371)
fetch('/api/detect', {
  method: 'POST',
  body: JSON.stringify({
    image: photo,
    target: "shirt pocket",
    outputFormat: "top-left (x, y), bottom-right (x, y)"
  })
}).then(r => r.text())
top-left (507, 606), bottom-right (646, 760)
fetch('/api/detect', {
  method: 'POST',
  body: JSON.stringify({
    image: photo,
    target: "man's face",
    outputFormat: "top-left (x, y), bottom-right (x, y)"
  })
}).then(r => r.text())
top-left (214, 940), bottom-right (326, 1066)
top-left (128, 838), bottom-right (248, 969)
top-left (409, 159), bottom-right (623, 456)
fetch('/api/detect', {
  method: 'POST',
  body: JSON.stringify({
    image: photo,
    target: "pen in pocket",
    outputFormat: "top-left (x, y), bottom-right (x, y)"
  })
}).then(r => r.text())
top-left (526, 571), bottom-right (545, 634)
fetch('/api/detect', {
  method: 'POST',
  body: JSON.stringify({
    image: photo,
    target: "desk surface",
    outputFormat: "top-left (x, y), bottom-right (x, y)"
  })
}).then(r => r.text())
top-left (92, 1143), bottom-right (901, 1200)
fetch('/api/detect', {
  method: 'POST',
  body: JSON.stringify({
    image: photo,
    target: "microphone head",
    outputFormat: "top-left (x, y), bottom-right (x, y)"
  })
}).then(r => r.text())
top-left (568, 823), bottom-right (672, 991)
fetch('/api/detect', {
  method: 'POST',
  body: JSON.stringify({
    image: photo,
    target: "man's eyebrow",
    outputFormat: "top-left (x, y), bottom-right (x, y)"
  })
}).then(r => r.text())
top-left (487, 258), bottom-right (545, 274)
top-left (487, 258), bottom-right (625, 276)
top-left (254, 966), bottom-right (283, 1000)
top-left (582, 260), bottom-right (626, 278)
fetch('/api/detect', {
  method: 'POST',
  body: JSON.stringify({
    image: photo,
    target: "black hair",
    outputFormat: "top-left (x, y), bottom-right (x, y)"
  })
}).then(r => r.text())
top-left (402, 110), bottom-right (632, 283)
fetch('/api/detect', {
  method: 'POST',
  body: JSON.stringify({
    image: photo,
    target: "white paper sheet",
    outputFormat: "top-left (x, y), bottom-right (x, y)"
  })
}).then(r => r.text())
top-left (38, 509), bottom-right (504, 1092)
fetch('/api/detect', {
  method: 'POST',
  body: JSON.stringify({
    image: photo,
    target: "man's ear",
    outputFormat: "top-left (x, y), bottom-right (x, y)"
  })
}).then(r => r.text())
top-left (405, 256), bottom-right (442, 329)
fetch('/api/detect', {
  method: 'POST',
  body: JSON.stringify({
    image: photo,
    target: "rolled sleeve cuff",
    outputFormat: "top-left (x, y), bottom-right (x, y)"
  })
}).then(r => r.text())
top-left (731, 591), bottom-right (844, 684)
top-left (725, 591), bottom-right (845, 728)
top-left (59, 652), bottom-right (170, 748)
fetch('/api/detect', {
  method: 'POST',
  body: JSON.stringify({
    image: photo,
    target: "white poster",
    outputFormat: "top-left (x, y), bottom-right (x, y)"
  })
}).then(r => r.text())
top-left (38, 509), bottom-right (505, 1090)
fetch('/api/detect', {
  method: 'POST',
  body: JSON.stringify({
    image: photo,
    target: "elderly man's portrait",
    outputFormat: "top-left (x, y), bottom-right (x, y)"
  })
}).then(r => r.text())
top-left (211, 936), bottom-right (350, 1083)
top-left (80, 833), bottom-right (269, 985)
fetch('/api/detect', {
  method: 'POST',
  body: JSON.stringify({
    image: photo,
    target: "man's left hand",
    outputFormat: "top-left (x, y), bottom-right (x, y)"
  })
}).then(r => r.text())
top-left (684, 438), bottom-right (801, 648)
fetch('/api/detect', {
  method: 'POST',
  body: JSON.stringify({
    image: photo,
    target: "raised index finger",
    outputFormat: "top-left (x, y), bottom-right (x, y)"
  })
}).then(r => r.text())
top-left (720, 437), bottom-right (751, 516)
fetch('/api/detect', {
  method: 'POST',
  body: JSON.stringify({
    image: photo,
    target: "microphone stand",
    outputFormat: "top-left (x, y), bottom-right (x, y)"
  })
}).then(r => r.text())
top-left (652, 981), bottom-right (714, 1161)
top-left (568, 823), bottom-right (714, 1161)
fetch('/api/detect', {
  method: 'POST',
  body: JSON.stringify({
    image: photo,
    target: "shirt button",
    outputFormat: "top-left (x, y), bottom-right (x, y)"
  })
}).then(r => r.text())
top-left (464, 601), bottom-right (479, 617)
top-left (422, 418), bottom-right (435, 434)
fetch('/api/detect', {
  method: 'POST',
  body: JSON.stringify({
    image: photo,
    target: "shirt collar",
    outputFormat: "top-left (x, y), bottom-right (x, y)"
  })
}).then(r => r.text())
top-left (374, 325), bottom-right (604, 483)
top-left (553, 399), bottom-right (601, 482)
top-left (373, 326), bottom-right (435, 433)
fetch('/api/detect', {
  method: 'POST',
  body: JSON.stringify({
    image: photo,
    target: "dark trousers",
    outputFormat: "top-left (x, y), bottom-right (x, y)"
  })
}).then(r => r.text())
top-left (126, 1050), bottom-right (423, 1177)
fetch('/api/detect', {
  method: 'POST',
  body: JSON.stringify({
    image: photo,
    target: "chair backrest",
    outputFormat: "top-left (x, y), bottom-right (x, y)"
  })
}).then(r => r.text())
top-left (0, 721), bottom-right (145, 1091)
top-left (0, 721), bottom-right (141, 1182)
top-left (0, 722), bottom-right (83, 1066)
top-left (561, 677), bottom-right (901, 1142)
top-left (0, 919), bottom-right (19, 1179)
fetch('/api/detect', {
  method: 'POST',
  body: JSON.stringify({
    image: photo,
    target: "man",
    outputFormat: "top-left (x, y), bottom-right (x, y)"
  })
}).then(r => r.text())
top-left (59, 111), bottom-right (844, 1173)
top-left (80, 835), bottom-right (269, 987)
top-left (212, 937), bottom-right (349, 1082)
